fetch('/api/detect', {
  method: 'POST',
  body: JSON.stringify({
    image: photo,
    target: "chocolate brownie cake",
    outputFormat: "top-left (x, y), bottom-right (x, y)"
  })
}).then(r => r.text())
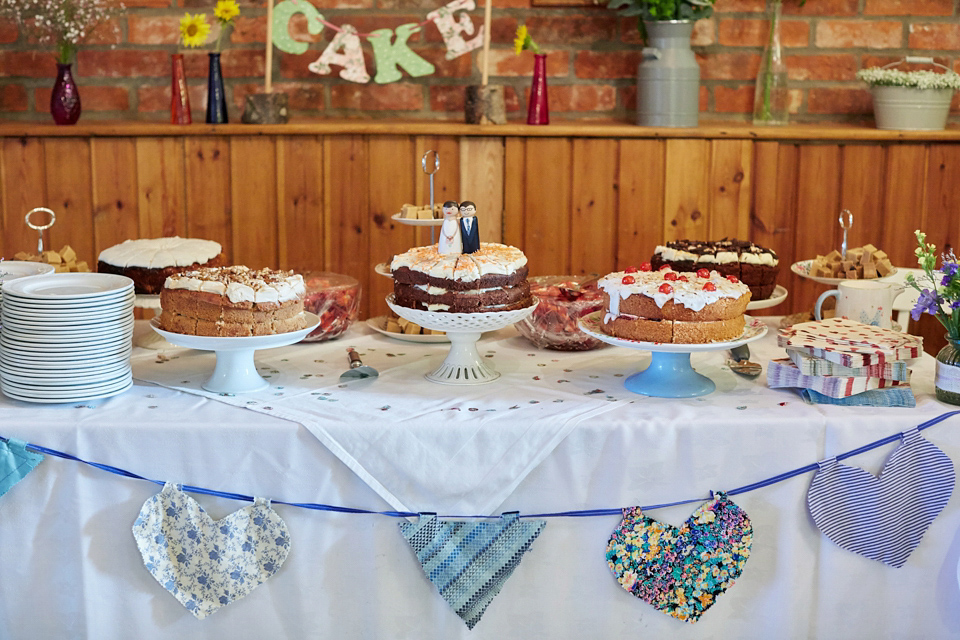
top-left (390, 243), bottom-right (532, 312)
top-left (598, 266), bottom-right (751, 343)
top-left (98, 237), bottom-right (224, 295)
top-left (158, 266), bottom-right (307, 337)
top-left (650, 239), bottom-right (779, 300)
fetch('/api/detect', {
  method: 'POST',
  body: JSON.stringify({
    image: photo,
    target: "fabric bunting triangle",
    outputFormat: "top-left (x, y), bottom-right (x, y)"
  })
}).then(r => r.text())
top-left (399, 512), bottom-right (546, 629)
top-left (807, 428), bottom-right (955, 568)
top-left (0, 438), bottom-right (43, 499)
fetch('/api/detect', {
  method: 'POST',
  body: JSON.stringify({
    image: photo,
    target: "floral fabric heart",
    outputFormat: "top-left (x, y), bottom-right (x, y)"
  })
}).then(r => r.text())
top-left (400, 512), bottom-right (546, 630)
top-left (0, 438), bottom-right (42, 499)
top-left (132, 483), bottom-right (291, 619)
top-left (606, 492), bottom-right (753, 623)
top-left (807, 428), bottom-right (954, 568)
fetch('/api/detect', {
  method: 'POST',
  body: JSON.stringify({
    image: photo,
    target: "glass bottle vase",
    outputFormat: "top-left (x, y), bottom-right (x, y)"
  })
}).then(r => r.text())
top-left (752, 0), bottom-right (788, 126)
top-left (206, 53), bottom-right (228, 124)
top-left (170, 54), bottom-right (192, 125)
top-left (527, 53), bottom-right (549, 125)
top-left (51, 63), bottom-right (81, 125)
top-left (935, 337), bottom-right (960, 406)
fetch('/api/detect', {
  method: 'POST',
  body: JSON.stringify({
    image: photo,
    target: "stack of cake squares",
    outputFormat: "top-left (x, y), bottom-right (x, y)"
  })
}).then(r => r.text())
top-left (768, 317), bottom-right (923, 405)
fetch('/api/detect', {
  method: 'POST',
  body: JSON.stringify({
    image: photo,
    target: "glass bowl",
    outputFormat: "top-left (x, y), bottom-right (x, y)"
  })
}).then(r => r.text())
top-left (300, 272), bottom-right (361, 342)
top-left (515, 275), bottom-right (606, 351)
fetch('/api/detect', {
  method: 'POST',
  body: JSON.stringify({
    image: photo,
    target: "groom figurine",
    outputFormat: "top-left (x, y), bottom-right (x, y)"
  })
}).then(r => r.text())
top-left (458, 201), bottom-right (480, 254)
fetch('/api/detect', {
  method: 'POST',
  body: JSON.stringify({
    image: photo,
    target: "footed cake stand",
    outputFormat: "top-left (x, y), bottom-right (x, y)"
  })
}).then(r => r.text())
top-left (148, 313), bottom-right (320, 394)
top-left (387, 294), bottom-right (536, 385)
top-left (578, 312), bottom-right (768, 398)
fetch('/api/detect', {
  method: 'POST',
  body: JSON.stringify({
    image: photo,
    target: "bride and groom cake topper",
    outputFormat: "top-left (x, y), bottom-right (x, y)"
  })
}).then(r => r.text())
top-left (438, 201), bottom-right (480, 255)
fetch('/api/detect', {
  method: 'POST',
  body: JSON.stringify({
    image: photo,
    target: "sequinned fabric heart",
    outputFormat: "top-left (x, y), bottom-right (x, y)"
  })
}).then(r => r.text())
top-left (132, 483), bottom-right (291, 619)
top-left (807, 428), bottom-right (954, 568)
top-left (606, 492), bottom-right (752, 623)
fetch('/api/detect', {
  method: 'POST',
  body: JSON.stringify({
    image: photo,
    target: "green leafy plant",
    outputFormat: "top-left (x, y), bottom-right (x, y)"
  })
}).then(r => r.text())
top-left (607, 0), bottom-right (715, 24)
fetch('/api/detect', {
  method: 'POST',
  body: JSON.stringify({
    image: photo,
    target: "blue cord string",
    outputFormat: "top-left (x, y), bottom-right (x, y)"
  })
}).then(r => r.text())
top-left (4, 410), bottom-right (958, 520)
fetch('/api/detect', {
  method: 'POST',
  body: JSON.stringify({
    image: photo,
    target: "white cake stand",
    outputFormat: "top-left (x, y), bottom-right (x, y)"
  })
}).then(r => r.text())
top-left (387, 294), bottom-right (536, 385)
top-left (578, 312), bottom-right (768, 398)
top-left (148, 313), bottom-right (320, 394)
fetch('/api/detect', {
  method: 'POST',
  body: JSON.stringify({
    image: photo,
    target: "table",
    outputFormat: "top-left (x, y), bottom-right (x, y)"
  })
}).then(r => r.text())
top-left (2, 317), bottom-right (959, 639)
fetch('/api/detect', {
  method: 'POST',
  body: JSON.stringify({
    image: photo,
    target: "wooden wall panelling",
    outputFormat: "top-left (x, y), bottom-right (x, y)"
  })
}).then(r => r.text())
top-left (184, 137), bottom-right (232, 261)
top-left (415, 135), bottom-right (460, 248)
top-left (708, 139), bottom-right (752, 241)
top-left (502, 137), bottom-right (526, 249)
top-left (750, 141), bottom-right (796, 317)
top-left (523, 138), bottom-right (572, 275)
top-left (459, 137), bottom-right (503, 245)
top-left (43, 138), bottom-right (95, 265)
top-left (616, 139), bottom-right (665, 268)
top-left (1, 137), bottom-right (47, 257)
top-left (663, 139), bottom-right (710, 242)
top-left (230, 137), bottom-right (278, 270)
top-left (570, 138), bottom-right (618, 276)
top-left (90, 138), bottom-right (139, 258)
top-left (324, 135), bottom-right (371, 318)
top-left (277, 136), bottom-right (324, 272)
top-left (839, 145), bottom-right (886, 252)
top-left (368, 135), bottom-right (416, 319)
top-left (792, 145), bottom-right (842, 316)
top-left (881, 145), bottom-right (929, 268)
top-left (136, 137), bottom-right (186, 239)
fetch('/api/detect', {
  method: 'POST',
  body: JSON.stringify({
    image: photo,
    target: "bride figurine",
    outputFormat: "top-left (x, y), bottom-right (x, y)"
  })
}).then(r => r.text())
top-left (438, 200), bottom-right (462, 255)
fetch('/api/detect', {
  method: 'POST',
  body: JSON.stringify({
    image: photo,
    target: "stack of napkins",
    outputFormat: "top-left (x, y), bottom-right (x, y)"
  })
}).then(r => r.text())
top-left (769, 318), bottom-right (922, 406)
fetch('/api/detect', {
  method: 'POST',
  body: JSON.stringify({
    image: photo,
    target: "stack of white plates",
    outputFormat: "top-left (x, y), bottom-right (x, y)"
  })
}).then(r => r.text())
top-left (0, 261), bottom-right (56, 307)
top-left (0, 273), bottom-right (135, 403)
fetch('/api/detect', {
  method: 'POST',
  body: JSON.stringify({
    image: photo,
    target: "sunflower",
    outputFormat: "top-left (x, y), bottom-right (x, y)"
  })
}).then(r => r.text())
top-left (179, 13), bottom-right (211, 48)
top-left (214, 0), bottom-right (240, 25)
top-left (513, 25), bottom-right (540, 55)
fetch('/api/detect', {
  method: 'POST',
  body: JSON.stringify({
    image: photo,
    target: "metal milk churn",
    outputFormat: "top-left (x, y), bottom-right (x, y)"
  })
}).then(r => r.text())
top-left (637, 20), bottom-right (699, 127)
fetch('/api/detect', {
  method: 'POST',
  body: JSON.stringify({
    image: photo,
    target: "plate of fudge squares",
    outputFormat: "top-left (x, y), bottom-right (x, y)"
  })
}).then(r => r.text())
top-left (792, 244), bottom-right (897, 286)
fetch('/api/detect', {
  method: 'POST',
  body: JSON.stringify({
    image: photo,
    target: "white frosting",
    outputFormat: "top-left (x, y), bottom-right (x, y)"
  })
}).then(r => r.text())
top-left (655, 246), bottom-right (698, 262)
top-left (99, 237), bottom-right (221, 269)
top-left (164, 266), bottom-right (305, 304)
top-left (599, 268), bottom-right (749, 322)
top-left (390, 242), bottom-right (527, 282)
top-left (740, 251), bottom-right (778, 266)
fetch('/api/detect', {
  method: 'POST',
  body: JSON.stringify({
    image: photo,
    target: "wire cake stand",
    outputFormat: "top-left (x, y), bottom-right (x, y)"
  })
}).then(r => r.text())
top-left (578, 312), bottom-right (768, 398)
top-left (386, 294), bottom-right (536, 385)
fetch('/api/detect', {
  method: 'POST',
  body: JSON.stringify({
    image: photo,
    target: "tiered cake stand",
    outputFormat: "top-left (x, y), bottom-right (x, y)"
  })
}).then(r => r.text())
top-left (578, 312), bottom-right (768, 398)
top-left (387, 294), bottom-right (536, 385)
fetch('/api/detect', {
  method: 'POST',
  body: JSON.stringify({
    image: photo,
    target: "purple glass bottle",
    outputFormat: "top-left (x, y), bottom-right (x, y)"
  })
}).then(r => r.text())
top-left (51, 63), bottom-right (81, 125)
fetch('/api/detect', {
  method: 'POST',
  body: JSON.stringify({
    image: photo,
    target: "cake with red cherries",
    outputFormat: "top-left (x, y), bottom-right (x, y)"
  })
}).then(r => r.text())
top-left (598, 265), bottom-right (751, 343)
top-left (650, 239), bottom-right (779, 300)
top-left (158, 266), bottom-right (307, 337)
top-left (98, 237), bottom-right (224, 295)
top-left (390, 243), bottom-right (532, 312)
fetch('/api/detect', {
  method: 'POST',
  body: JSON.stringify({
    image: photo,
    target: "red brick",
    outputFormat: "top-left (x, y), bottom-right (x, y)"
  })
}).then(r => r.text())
top-left (231, 16), bottom-right (266, 44)
top-left (524, 84), bottom-right (616, 113)
top-left (422, 14), bottom-right (512, 45)
top-left (909, 24), bottom-right (960, 50)
top-left (784, 0), bottom-right (858, 16)
top-left (429, 84), bottom-right (465, 112)
top-left (36, 85), bottom-right (129, 111)
top-left (865, 0), bottom-right (953, 16)
top-left (787, 54), bottom-right (857, 81)
top-left (717, 18), bottom-right (809, 48)
top-left (483, 50), bottom-right (569, 78)
top-left (378, 0), bottom-right (452, 9)
top-left (0, 83), bottom-right (28, 111)
top-left (715, 0), bottom-right (766, 12)
top-left (574, 51), bottom-right (638, 79)
top-left (620, 84), bottom-right (636, 111)
top-left (77, 50), bottom-right (171, 78)
top-left (128, 15), bottom-right (182, 45)
top-left (278, 48), bottom-right (375, 80)
top-left (310, 0), bottom-right (374, 9)
top-left (713, 85), bottom-right (754, 113)
top-left (343, 15), bottom-right (433, 38)
top-left (698, 52), bottom-right (761, 81)
top-left (180, 49), bottom-right (265, 78)
top-left (137, 83), bottom-right (206, 113)
top-left (0, 20), bottom-right (18, 44)
top-left (0, 51), bottom-right (58, 78)
top-left (417, 48), bottom-right (473, 78)
top-left (807, 87), bottom-right (872, 114)
top-left (123, 0), bottom-right (173, 7)
top-left (521, 16), bottom-right (618, 45)
top-left (231, 82), bottom-right (327, 111)
top-left (815, 20), bottom-right (903, 49)
top-left (329, 83), bottom-right (423, 110)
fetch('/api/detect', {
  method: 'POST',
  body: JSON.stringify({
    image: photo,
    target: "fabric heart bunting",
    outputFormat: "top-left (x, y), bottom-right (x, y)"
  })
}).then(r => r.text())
top-left (400, 512), bottom-right (546, 630)
top-left (0, 438), bottom-right (43, 499)
top-left (132, 483), bottom-right (291, 619)
top-left (807, 428), bottom-right (954, 568)
top-left (606, 492), bottom-right (753, 623)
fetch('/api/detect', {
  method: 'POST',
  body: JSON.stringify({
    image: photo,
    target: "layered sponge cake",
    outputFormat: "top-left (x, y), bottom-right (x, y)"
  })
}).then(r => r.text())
top-left (158, 266), bottom-right (307, 337)
top-left (650, 239), bottom-right (779, 300)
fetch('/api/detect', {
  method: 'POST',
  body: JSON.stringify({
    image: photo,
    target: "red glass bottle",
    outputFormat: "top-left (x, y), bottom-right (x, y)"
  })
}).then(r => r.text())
top-left (171, 54), bottom-right (192, 125)
top-left (526, 53), bottom-right (549, 125)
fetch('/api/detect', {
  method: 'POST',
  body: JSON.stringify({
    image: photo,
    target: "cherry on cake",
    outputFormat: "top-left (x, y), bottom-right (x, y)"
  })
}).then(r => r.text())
top-left (158, 266), bottom-right (307, 337)
top-left (650, 239), bottom-right (779, 300)
top-left (98, 237), bottom-right (224, 295)
top-left (390, 242), bottom-right (532, 312)
top-left (598, 265), bottom-right (751, 343)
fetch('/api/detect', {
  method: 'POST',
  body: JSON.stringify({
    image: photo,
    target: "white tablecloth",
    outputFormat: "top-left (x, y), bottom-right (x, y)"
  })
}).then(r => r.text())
top-left (2, 318), bottom-right (960, 639)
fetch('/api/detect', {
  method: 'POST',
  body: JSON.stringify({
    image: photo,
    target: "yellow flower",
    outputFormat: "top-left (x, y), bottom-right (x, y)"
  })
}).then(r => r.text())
top-left (514, 25), bottom-right (528, 55)
top-left (214, 0), bottom-right (240, 25)
top-left (180, 13), bottom-right (211, 48)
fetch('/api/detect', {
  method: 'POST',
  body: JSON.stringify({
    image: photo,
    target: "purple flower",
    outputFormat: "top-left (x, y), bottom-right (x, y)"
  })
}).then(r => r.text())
top-left (943, 262), bottom-right (959, 277)
top-left (912, 289), bottom-right (939, 321)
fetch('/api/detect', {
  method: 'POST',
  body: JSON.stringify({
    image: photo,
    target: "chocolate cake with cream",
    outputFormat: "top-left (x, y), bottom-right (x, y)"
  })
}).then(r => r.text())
top-left (158, 266), bottom-right (307, 337)
top-left (98, 237), bottom-right (224, 295)
top-left (650, 239), bottom-right (779, 300)
top-left (390, 242), bottom-right (532, 312)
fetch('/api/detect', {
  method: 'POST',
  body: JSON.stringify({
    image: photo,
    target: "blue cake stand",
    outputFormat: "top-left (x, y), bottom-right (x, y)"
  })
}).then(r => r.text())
top-left (578, 312), bottom-right (768, 398)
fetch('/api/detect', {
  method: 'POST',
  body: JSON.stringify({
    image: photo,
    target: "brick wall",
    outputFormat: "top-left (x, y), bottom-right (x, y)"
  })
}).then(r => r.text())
top-left (0, 0), bottom-right (957, 123)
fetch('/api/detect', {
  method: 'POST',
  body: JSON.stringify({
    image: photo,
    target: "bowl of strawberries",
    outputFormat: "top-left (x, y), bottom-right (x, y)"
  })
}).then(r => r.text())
top-left (300, 272), bottom-right (362, 342)
top-left (515, 275), bottom-right (606, 350)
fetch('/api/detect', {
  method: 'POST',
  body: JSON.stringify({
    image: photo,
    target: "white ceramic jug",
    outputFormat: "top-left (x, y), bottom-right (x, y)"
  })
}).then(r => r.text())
top-left (814, 280), bottom-right (906, 329)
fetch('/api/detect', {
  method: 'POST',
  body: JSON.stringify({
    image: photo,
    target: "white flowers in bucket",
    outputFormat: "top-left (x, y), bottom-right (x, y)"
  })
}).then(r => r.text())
top-left (856, 57), bottom-right (960, 131)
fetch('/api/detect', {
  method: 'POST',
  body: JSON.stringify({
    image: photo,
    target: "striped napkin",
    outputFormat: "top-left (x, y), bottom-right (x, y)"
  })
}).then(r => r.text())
top-left (799, 387), bottom-right (916, 407)
top-left (767, 358), bottom-right (911, 398)
top-left (778, 318), bottom-right (922, 367)
top-left (786, 348), bottom-right (910, 382)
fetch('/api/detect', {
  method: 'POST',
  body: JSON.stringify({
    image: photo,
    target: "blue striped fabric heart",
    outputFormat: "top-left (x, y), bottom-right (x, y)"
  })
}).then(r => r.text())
top-left (807, 428), bottom-right (955, 568)
top-left (400, 512), bottom-right (546, 629)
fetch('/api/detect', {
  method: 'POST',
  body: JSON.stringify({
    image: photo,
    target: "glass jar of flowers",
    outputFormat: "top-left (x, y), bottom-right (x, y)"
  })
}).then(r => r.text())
top-left (0, 0), bottom-right (121, 124)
